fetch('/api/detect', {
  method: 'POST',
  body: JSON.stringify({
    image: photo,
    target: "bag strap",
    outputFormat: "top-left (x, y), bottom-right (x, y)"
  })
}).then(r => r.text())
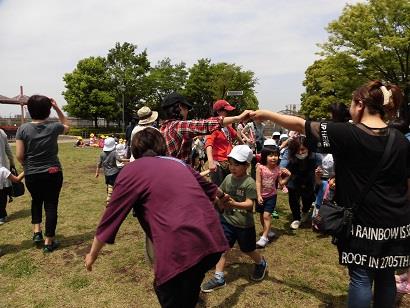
top-left (352, 128), bottom-right (396, 210)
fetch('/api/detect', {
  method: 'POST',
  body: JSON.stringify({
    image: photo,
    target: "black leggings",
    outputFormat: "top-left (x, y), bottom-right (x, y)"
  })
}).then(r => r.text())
top-left (154, 252), bottom-right (222, 308)
top-left (288, 186), bottom-right (315, 221)
top-left (0, 188), bottom-right (8, 218)
top-left (25, 171), bottom-right (63, 237)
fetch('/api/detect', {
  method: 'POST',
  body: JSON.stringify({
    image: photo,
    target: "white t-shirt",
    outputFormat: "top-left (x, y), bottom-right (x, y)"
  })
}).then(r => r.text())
top-left (0, 166), bottom-right (11, 190)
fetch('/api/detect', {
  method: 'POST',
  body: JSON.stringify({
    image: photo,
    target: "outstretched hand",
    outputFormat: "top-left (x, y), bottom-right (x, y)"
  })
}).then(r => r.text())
top-left (249, 110), bottom-right (272, 121)
top-left (85, 253), bottom-right (96, 271)
top-left (238, 110), bottom-right (253, 121)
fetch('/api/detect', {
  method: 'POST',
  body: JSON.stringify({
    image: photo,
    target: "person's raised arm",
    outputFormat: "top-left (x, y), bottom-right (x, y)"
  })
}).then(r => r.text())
top-left (51, 99), bottom-right (70, 134)
top-left (222, 110), bottom-right (251, 127)
top-left (250, 110), bottom-right (305, 134)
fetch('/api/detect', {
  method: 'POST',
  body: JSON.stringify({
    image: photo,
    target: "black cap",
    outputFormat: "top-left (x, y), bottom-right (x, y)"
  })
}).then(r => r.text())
top-left (161, 92), bottom-right (193, 110)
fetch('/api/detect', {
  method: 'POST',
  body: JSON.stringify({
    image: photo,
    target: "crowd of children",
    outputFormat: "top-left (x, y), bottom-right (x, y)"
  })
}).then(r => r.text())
top-left (2, 87), bottom-right (409, 308)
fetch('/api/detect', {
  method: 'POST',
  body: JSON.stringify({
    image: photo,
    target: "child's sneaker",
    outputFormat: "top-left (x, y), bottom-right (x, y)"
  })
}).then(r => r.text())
top-left (201, 277), bottom-right (226, 292)
top-left (256, 236), bottom-right (269, 248)
top-left (271, 210), bottom-right (279, 219)
top-left (32, 232), bottom-right (43, 243)
top-left (396, 281), bottom-right (410, 294)
top-left (290, 220), bottom-right (300, 230)
top-left (251, 258), bottom-right (267, 281)
top-left (0, 217), bottom-right (6, 225)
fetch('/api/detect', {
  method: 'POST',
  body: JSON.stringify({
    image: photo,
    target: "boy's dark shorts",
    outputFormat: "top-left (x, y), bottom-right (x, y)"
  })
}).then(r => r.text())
top-left (105, 173), bottom-right (119, 186)
top-left (256, 195), bottom-right (277, 214)
top-left (220, 216), bottom-right (256, 253)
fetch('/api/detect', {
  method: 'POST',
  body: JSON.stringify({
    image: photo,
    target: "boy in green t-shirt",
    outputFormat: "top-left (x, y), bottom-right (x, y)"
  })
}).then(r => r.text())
top-left (201, 145), bottom-right (267, 292)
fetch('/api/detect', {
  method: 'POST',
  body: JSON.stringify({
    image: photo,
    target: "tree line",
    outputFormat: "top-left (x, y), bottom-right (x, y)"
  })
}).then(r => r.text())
top-left (62, 42), bottom-right (258, 127)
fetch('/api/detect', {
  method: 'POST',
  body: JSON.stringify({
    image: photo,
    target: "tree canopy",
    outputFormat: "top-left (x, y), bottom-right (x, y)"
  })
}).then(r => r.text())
top-left (62, 57), bottom-right (116, 127)
top-left (63, 44), bottom-right (259, 124)
top-left (185, 59), bottom-right (258, 119)
top-left (301, 0), bottom-right (410, 120)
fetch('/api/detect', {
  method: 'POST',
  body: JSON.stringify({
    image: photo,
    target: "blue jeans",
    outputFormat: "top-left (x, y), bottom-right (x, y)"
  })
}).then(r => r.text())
top-left (348, 266), bottom-right (396, 308)
top-left (314, 180), bottom-right (328, 207)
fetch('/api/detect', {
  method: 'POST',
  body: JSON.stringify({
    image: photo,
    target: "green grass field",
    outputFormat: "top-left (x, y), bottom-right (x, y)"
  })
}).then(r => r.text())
top-left (0, 143), bottom-right (408, 307)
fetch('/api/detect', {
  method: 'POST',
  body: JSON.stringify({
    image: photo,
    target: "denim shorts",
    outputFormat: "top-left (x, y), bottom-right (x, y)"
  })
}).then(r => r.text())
top-left (220, 216), bottom-right (256, 253)
top-left (256, 195), bottom-right (277, 214)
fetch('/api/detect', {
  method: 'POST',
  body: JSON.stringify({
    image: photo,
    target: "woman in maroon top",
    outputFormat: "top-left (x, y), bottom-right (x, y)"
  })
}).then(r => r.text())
top-left (85, 128), bottom-right (229, 308)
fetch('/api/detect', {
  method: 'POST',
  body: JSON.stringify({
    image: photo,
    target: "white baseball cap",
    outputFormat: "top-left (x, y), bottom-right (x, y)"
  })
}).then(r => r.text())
top-left (228, 145), bottom-right (253, 163)
top-left (263, 139), bottom-right (277, 146)
top-left (272, 131), bottom-right (281, 137)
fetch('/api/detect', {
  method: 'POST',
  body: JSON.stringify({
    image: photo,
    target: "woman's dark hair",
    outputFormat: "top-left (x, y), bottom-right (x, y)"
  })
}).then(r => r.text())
top-left (163, 103), bottom-right (183, 120)
top-left (329, 102), bottom-right (350, 122)
top-left (260, 146), bottom-right (280, 165)
top-left (131, 127), bottom-right (167, 159)
top-left (27, 95), bottom-right (52, 120)
top-left (389, 118), bottom-right (409, 134)
top-left (352, 80), bottom-right (403, 118)
top-left (288, 135), bottom-right (309, 160)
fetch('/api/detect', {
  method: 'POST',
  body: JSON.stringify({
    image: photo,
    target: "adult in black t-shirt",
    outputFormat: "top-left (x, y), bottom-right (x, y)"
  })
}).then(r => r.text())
top-left (250, 80), bottom-right (410, 308)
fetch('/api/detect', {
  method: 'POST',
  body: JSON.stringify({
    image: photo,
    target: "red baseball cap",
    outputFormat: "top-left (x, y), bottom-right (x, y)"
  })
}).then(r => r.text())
top-left (213, 100), bottom-right (235, 111)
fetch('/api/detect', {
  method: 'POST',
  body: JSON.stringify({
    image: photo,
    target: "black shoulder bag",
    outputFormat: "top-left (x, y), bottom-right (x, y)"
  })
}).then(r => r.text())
top-left (313, 129), bottom-right (395, 242)
top-left (10, 167), bottom-right (25, 197)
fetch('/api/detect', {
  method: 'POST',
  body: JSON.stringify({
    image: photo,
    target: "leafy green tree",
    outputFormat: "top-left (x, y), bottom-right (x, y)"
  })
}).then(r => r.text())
top-left (313, 0), bottom-right (410, 121)
top-left (212, 62), bottom-right (258, 113)
top-left (185, 59), bottom-right (215, 118)
top-left (301, 53), bottom-right (367, 119)
top-left (62, 57), bottom-right (116, 127)
top-left (107, 42), bottom-right (151, 125)
top-left (145, 57), bottom-right (188, 112)
top-left (185, 59), bottom-right (259, 118)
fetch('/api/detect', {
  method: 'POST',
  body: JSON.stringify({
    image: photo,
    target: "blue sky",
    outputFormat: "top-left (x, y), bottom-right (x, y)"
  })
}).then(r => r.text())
top-left (0, 0), bottom-right (361, 117)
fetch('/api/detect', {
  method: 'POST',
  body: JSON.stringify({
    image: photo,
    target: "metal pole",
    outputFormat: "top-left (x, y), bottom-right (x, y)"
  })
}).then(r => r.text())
top-left (122, 91), bottom-right (125, 133)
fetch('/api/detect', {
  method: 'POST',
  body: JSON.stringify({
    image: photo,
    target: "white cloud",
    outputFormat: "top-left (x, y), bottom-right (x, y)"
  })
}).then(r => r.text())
top-left (0, 0), bottom-right (362, 116)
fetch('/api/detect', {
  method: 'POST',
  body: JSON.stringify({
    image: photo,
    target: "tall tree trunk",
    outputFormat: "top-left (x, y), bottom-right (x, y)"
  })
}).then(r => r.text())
top-left (94, 117), bottom-right (98, 128)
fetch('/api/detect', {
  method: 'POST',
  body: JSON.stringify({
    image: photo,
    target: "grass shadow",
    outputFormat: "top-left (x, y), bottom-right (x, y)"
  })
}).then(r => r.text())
top-left (203, 257), bottom-right (349, 307)
top-left (208, 263), bottom-right (255, 308)
top-left (0, 230), bottom-right (95, 256)
top-left (6, 207), bottom-right (31, 221)
top-left (264, 275), bottom-right (348, 307)
top-left (57, 231), bottom-right (96, 256)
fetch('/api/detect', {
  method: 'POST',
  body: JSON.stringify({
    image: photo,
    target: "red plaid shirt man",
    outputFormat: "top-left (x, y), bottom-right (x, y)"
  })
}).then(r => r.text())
top-left (160, 117), bottom-right (223, 164)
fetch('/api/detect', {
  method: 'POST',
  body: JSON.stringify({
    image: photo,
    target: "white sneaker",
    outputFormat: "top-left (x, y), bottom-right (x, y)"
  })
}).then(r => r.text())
top-left (312, 206), bottom-right (319, 218)
top-left (268, 230), bottom-right (276, 238)
top-left (256, 236), bottom-right (269, 247)
top-left (300, 212), bottom-right (309, 223)
top-left (290, 220), bottom-right (300, 230)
